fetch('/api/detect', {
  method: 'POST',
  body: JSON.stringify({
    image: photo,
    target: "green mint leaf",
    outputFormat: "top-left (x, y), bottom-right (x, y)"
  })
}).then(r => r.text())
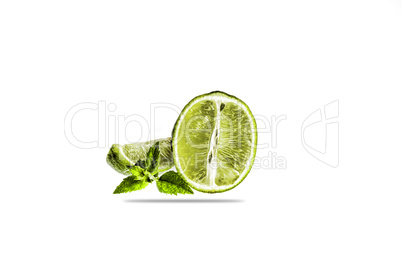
top-left (143, 170), bottom-right (157, 182)
top-left (127, 165), bottom-right (157, 185)
top-left (113, 176), bottom-right (149, 194)
top-left (156, 171), bottom-right (194, 195)
top-left (129, 166), bottom-right (145, 177)
top-left (129, 166), bottom-right (157, 182)
top-left (145, 141), bottom-right (160, 174)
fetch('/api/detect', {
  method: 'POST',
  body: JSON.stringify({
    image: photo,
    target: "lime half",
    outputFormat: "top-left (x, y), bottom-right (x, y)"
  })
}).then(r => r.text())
top-left (172, 91), bottom-right (257, 193)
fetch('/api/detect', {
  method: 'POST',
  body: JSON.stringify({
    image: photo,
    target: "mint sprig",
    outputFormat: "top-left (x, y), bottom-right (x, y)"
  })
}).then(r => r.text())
top-left (113, 141), bottom-right (193, 195)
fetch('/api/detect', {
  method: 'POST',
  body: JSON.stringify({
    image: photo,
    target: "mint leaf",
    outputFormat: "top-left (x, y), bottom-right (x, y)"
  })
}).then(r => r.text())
top-left (145, 141), bottom-right (160, 174)
top-left (129, 164), bottom-right (157, 182)
top-left (129, 166), bottom-right (145, 178)
top-left (113, 176), bottom-right (150, 194)
top-left (156, 171), bottom-right (194, 195)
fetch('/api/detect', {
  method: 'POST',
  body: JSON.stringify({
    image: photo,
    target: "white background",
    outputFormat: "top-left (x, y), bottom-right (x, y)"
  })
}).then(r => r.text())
top-left (1, 1), bottom-right (402, 267)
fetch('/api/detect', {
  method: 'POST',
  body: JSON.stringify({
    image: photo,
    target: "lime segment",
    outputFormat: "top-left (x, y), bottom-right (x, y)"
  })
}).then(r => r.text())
top-left (107, 138), bottom-right (173, 176)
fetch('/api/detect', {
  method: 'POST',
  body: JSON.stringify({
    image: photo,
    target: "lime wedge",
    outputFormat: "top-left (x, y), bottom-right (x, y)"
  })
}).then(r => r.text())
top-left (106, 138), bottom-right (174, 175)
top-left (172, 91), bottom-right (257, 193)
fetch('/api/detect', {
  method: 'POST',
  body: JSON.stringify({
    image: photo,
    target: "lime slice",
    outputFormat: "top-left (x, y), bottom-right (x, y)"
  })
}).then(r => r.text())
top-left (107, 138), bottom-right (174, 175)
top-left (172, 91), bottom-right (257, 193)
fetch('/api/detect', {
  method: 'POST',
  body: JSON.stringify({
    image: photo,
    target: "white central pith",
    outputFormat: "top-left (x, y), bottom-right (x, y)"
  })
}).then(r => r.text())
top-left (206, 100), bottom-right (221, 188)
